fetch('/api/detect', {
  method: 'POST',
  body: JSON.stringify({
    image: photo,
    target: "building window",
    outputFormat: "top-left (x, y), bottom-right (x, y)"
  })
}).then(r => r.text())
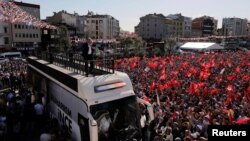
top-left (22, 25), bottom-right (24, 29)
top-left (14, 24), bottom-right (17, 29)
top-left (23, 33), bottom-right (25, 38)
top-left (4, 27), bottom-right (7, 33)
top-left (33, 34), bottom-right (35, 38)
top-left (30, 34), bottom-right (32, 38)
top-left (99, 20), bottom-right (103, 23)
top-left (4, 37), bottom-right (9, 44)
top-left (26, 34), bottom-right (29, 38)
top-left (44, 30), bottom-right (48, 34)
top-left (92, 20), bottom-right (95, 23)
top-left (26, 25), bottom-right (28, 29)
top-left (18, 24), bottom-right (21, 29)
top-left (36, 34), bottom-right (38, 38)
top-left (87, 20), bottom-right (89, 23)
top-left (15, 33), bottom-right (18, 38)
top-left (19, 33), bottom-right (21, 38)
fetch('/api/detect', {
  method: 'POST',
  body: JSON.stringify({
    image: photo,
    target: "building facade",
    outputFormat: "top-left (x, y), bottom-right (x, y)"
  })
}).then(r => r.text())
top-left (85, 11), bottom-right (120, 40)
top-left (135, 13), bottom-right (167, 41)
top-left (222, 17), bottom-right (248, 36)
top-left (183, 17), bottom-right (192, 37)
top-left (135, 13), bottom-right (192, 41)
top-left (167, 14), bottom-right (192, 37)
top-left (0, 22), bottom-right (12, 51)
top-left (248, 23), bottom-right (250, 36)
top-left (12, 1), bottom-right (41, 51)
top-left (46, 11), bottom-right (77, 36)
top-left (76, 15), bottom-right (86, 37)
top-left (192, 16), bottom-right (217, 37)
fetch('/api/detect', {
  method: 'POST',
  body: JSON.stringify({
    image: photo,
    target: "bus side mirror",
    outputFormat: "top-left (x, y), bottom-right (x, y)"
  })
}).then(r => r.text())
top-left (90, 120), bottom-right (97, 126)
top-left (88, 113), bottom-right (98, 141)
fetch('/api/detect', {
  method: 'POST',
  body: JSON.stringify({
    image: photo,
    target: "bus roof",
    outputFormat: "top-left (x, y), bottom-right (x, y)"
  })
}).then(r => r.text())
top-left (28, 56), bottom-right (135, 106)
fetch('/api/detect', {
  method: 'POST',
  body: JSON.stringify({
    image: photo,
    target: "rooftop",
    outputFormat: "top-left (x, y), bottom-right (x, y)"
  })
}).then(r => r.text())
top-left (14, 1), bottom-right (40, 8)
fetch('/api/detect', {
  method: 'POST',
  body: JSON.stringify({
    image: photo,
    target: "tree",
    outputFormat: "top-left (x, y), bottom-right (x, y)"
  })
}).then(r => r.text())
top-left (134, 36), bottom-right (144, 49)
top-left (57, 25), bottom-right (71, 53)
top-left (164, 38), bottom-right (176, 55)
top-left (152, 47), bottom-right (161, 56)
top-left (121, 37), bottom-right (133, 48)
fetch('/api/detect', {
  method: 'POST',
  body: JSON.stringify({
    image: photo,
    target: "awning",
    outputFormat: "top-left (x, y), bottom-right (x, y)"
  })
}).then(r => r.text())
top-left (180, 42), bottom-right (224, 51)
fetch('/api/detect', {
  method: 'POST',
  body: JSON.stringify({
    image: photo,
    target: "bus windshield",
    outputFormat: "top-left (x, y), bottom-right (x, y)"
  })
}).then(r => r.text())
top-left (90, 96), bottom-right (141, 141)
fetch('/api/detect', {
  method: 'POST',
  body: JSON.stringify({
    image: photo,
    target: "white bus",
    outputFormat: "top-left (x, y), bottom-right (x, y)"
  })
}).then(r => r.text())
top-left (27, 55), bottom-right (154, 141)
top-left (0, 52), bottom-right (22, 58)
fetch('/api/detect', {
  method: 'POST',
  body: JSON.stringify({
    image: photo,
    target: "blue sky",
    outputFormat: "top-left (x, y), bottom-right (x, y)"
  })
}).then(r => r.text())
top-left (20, 0), bottom-right (250, 32)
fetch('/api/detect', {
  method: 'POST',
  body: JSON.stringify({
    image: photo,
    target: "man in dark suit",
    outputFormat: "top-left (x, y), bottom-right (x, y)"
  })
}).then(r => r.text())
top-left (82, 38), bottom-right (94, 75)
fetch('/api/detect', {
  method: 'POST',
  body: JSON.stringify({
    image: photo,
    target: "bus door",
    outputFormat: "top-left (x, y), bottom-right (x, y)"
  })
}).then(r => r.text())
top-left (78, 114), bottom-right (90, 141)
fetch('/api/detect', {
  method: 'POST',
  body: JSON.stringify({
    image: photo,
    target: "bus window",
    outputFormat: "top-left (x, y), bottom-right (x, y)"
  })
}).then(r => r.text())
top-left (90, 96), bottom-right (141, 141)
top-left (78, 114), bottom-right (90, 141)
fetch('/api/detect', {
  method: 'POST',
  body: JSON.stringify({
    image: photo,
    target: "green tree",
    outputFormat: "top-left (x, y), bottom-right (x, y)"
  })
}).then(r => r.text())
top-left (58, 25), bottom-right (71, 53)
top-left (133, 36), bottom-right (144, 49)
top-left (152, 47), bottom-right (161, 56)
top-left (164, 38), bottom-right (176, 55)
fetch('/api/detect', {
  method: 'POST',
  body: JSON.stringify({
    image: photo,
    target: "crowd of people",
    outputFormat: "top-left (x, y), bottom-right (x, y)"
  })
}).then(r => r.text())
top-left (0, 60), bottom-right (70, 141)
top-left (115, 50), bottom-right (250, 141)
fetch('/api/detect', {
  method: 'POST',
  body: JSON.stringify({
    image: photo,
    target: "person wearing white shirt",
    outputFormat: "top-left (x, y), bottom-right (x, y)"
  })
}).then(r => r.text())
top-left (99, 113), bottom-right (112, 139)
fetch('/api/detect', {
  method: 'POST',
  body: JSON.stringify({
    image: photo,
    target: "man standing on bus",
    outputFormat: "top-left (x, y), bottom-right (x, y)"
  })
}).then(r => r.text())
top-left (82, 38), bottom-right (94, 76)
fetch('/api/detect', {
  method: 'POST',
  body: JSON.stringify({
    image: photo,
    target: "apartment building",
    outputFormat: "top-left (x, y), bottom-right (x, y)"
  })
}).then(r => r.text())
top-left (222, 17), bottom-right (248, 36)
top-left (85, 11), bottom-right (120, 40)
top-left (0, 22), bottom-right (12, 50)
top-left (135, 13), bottom-right (167, 41)
top-left (135, 13), bottom-right (192, 41)
top-left (192, 16), bottom-right (217, 37)
top-left (12, 1), bottom-right (41, 51)
top-left (166, 14), bottom-right (192, 37)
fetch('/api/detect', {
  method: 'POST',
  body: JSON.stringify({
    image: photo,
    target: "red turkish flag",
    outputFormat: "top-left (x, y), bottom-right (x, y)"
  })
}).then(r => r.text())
top-left (157, 84), bottom-right (164, 92)
top-left (186, 72), bottom-right (192, 78)
top-left (210, 88), bottom-right (220, 96)
top-left (215, 75), bottom-right (223, 83)
top-left (143, 95), bottom-right (151, 103)
top-left (189, 83), bottom-right (199, 96)
top-left (227, 74), bottom-right (236, 81)
top-left (163, 83), bottom-right (170, 89)
top-left (234, 117), bottom-right (250, 125)
top-left (147, 61), bottom-right (158, 71)
top-left (199, 71), bottom-right (211, 80)
top-left (203, 86), bottom-right (209, 97)
top-left (226, 85), bottom-right (234, 92)
top-left (235, 66), bottom-right (241, 73)
top-left (171, 112), bottom-right (177, 119)
top-left (159, 73), bottom-right (167, 80)
top-left (149, 82), bottom-right (156, 93)
top-left (190, 67), bottom-right (198, 74)
top-left (130, 62), bottom-right (137, 69)
top-left (172, 70), bottom-right (179, 75)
